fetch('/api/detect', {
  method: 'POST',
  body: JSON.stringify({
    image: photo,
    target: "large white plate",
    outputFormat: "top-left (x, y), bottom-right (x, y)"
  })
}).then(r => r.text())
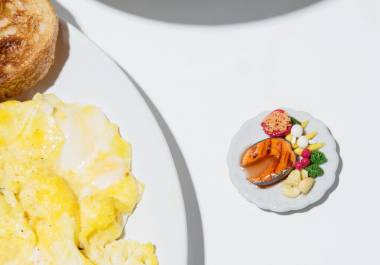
top-left (227, 109), bottom-right (339, 213)
top-left (26, 21), bottom-right (187, 265)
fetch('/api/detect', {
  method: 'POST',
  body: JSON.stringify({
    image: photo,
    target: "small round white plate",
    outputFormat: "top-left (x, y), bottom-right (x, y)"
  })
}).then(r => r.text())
top-left (25, 21), bottom-right (187, 265)
top-left (227, 109), bottom-right (339, 213)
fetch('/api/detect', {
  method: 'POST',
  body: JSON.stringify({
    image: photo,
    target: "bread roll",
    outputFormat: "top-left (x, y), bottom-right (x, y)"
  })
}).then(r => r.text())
top-left (0, 0), bottom-right (58, 99)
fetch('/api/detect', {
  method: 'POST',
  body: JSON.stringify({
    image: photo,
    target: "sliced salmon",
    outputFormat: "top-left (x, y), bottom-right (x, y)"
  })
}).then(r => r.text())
top-left (241, 138), bottom-right (296, 186)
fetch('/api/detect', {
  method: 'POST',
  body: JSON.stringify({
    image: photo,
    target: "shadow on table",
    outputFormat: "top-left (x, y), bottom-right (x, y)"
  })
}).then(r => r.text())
top-left (92, 0), bottom-right (324, 25)
top-left (52, 0), bottom-right (83, 31)
top-left (123, 72), bottom-right (205, 265)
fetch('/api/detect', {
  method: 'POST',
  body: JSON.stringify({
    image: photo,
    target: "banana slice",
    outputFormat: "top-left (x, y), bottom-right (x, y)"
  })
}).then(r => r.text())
top-left (285, 170), bottom-right (301, 185)
top-left (282, 183), bottom-right (300, 198)
top-left (298, 178), bottom-right (315, 194)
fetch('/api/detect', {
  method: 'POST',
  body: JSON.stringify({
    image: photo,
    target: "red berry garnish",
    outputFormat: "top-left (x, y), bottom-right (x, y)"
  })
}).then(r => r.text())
top-left (295, 161), bottom-right (303, 170)
top-left (301, 158), bottom-right (310, 167)
top-left (301, 149), bottom-right (311, 158)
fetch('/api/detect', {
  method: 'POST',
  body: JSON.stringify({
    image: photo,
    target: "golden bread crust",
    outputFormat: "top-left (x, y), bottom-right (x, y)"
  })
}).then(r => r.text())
top-left (0, 0), bottom-right (58, 99)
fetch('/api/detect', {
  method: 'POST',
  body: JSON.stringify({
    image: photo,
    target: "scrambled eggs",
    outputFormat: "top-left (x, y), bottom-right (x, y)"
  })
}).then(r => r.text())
top-left (0, 94), bottom-right (158, 265)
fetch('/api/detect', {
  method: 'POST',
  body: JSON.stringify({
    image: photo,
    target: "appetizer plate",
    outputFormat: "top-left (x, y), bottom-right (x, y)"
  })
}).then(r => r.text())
top-left (227, 109), bottom-right (339, 212)
top-left (31, 21), bottom-right (187, 265)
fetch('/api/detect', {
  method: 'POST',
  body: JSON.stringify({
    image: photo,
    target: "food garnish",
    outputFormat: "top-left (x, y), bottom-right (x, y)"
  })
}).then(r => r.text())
top-left (286, 170), bottom-right (301, 185)
top-left (310, 151), bottom-right (328, 165)
top-left (301, 120), bottom-right (309, 128)
top-left (298, 178), bottom-right (315, 194)
top-left (261, 109), bottom-right (292, 137)
top-left (300, 157), bottom-right (311, 168)
top-left (301, 148), bottom-right (311, 158)
top-left (305, 131), bottom-right (317, 140)
top-left (282, 182), bottom-right (301, 198)
top-left (301, 169), bottom-right (309, 179)
top-left (308, 142), bottom-right (325, 151)
top-left (295, 161), bottom-right (304, 170)
top-left (281, 114), bottom-right (328, 196)
top-left (297, 136), bottom-right (309, 149)
top-left (282, 169), bottom-right (316, 197)
top-left (290, 124), bottom-right (303, 138)
top-left (305, 164), bottom-right (324, 178)
top-left (290, 116), bottom-right (302, 125)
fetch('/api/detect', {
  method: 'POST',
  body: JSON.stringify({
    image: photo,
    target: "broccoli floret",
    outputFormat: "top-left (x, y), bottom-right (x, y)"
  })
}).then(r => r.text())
top-left (310, 151), bottom-right (327, 165)
top-left (305, 164), bottom-right (324, 178)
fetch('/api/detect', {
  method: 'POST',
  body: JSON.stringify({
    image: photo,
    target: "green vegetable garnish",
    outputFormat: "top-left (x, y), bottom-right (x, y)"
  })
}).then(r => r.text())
top-left (310, 151), bottom-right (327, 165)
top-left (290, 116), bottom-right (301, 125)
top-left (305, 164), bottom-right (324, 178)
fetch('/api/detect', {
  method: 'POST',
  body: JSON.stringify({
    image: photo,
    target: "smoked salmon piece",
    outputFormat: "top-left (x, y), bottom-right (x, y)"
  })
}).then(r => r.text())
top-left (241, 138), bottom-right (296, 186)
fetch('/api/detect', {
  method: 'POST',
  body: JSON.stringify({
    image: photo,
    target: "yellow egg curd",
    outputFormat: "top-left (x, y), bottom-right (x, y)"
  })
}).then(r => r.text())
top-left (0, 94), bottom-right (158, 265)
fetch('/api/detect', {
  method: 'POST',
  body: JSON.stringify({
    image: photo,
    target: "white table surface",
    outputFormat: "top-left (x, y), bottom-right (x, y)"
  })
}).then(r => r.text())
top-left (55, 0), bottom-right (380, 264)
